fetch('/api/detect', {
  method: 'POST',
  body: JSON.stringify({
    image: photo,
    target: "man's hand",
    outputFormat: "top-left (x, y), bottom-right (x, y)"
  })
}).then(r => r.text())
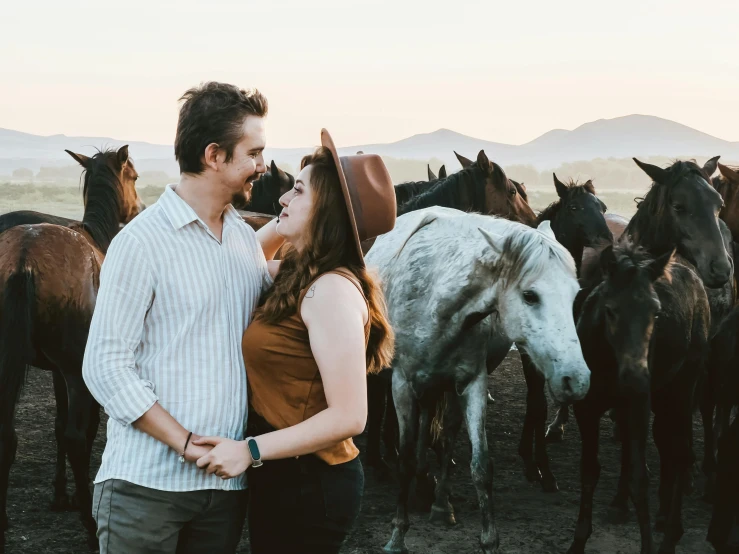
top-left (193, 436), bottom-right (253, 479)
top-left (183, 434), bottom-right (213, 463)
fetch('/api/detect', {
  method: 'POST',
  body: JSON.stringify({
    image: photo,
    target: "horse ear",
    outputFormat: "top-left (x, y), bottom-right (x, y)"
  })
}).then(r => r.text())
top-left (703, 156), bottom-right (720, 178)
top-left (478, 227), bottom-right (504, 256)
top-left (647, 249), bottom-right (675, 283)
top-left (427, 164), bottom-right (437, 181)
top-left (116, 145), bottom-right (129, 167)
top-left (438, 165), bottom-right (447, 179)
top-left (536, 219), bottom-right (556, 240)
top-left (718, 162), bottom-right (739, 185)
top-left (65, 150), bottom-right (91, 169)
top-left (600, 245), bottom-right (617, 277)
top-left (553, 173), bottom-right (568, 198)
top-left (583, 180), bottom-right (596, 195)
top-left (454, 151), bottom-right (473, 168)
top-left (633, 158), bottom-right (668, 183)
top-left (476, 150), bottom-right (490, 173)
top-left (270, 159), bottom-right (278, 175)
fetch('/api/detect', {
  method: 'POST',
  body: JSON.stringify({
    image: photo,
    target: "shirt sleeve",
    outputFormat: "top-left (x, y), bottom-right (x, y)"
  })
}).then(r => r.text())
top-left (82, 231), bottom-right (158, 426)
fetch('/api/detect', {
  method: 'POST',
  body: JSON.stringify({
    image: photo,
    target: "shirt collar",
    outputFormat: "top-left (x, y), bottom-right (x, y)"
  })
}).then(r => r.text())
top-left (159, 184), bottom-right (244, 232)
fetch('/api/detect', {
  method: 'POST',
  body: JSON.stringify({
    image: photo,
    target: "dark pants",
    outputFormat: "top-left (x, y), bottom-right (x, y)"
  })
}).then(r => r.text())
top-left (92, 479), bottom-right (248, 554)
top-left (246, 414), bottom-right (364, 553)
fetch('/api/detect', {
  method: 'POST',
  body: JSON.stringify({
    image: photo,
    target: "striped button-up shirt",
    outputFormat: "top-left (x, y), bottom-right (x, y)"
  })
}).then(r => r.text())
top-left (83, 185), bottom-right (271, 491)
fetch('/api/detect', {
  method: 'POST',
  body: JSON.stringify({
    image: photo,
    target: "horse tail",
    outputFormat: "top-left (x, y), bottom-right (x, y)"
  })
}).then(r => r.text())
top-left (430, 393), bottom-right (448, 445)
top-left (0, 266), bottom-right (36, 420)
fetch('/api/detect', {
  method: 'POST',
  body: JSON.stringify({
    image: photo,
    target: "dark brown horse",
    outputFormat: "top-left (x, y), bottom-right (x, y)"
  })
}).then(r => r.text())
top-left (426, 164), bottom-right (447, 181)
top-left (517, 175), bottom-right (612, 492)
top-left (570, 240), bottom-right (710, 554)
top-left (713, 163), bottom-right (739, 242)
top-left (0, 146), bottom-right (143, 551)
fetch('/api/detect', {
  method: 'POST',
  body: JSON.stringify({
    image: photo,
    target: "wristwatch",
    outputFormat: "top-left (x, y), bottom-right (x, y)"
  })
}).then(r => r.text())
top-left (246, 437), bottom-right (263, 468)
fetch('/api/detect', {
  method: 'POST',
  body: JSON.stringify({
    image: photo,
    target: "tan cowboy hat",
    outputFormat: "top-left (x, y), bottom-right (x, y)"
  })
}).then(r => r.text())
top-left (321, 129), bottom-right (396, 264)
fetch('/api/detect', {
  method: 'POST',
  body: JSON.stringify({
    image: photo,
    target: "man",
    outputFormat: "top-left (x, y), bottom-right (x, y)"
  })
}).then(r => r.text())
top-left (83, 82), bottom-right (284, 552)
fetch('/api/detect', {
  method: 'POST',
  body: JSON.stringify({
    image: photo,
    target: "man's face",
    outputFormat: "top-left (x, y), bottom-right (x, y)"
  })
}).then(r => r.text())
top-left (220, 115), bottom-right (267, 199)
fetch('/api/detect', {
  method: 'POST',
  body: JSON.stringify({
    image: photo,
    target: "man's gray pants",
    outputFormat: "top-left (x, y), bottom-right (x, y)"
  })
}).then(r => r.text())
top-left (92, 479), bottom-right (248, 553)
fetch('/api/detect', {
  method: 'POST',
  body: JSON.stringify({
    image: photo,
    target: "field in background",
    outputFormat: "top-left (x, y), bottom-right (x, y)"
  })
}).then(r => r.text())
top-left (0, 181), bottom-right (642, 220)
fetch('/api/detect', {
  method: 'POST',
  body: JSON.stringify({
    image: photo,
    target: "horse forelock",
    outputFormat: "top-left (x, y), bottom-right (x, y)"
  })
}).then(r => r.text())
top-left (496, 226), bottom-right (576, 289)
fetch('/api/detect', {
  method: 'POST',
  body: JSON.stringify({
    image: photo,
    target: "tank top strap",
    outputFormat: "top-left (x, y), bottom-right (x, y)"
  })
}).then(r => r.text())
top-left (298, 268), bottom-right (369, 316)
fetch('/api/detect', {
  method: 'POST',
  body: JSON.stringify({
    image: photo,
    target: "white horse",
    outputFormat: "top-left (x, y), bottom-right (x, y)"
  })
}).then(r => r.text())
top-left (366, 207), bottom-right (591, 554)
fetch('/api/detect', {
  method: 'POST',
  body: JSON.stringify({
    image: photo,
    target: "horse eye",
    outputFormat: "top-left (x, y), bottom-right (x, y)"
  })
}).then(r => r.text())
top-left (509, 188), bottom-right (517, 196)
top-left (673, 204), bottom-right (685, 213)
top-left (522, 290), bottom-right (539, 305)
top-left (569, 205), bottom-right (578, 211)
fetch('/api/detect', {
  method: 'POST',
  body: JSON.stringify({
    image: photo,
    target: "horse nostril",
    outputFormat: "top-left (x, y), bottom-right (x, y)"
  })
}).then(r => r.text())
top-left (562, 376), bottom-right (573, 394)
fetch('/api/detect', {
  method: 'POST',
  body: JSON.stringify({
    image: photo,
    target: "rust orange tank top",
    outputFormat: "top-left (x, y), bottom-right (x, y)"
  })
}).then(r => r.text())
top-left (242, 268), bottom-right (370, 465)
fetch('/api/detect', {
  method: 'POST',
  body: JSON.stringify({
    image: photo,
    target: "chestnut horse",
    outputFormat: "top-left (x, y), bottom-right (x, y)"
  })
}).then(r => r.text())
top-left (0, 146), bottom-right (143, 551)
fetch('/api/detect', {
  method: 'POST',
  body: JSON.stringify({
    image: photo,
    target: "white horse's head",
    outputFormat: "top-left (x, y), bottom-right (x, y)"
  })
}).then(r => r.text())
top-left (480, 220), bottom-right (591, 403)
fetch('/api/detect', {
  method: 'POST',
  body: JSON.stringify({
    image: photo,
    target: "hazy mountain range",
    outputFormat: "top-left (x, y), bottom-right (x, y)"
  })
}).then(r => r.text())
top-left (2, 114), bottom-right (738, 176)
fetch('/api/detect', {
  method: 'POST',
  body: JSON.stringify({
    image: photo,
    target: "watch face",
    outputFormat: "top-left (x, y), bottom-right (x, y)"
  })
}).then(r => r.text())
top-left (247, 439), bottom-right (260, 460)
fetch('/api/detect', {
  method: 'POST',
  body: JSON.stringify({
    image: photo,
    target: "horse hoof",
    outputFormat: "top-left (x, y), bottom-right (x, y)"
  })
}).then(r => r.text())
top-left (383, 542), bottom-right (409, 554)
top-left (430, 505), bottom-right (457, 526)
top-left (545, 427), bottom-right (564, 443)
top-left (540, 476), bottom-right (559, 493)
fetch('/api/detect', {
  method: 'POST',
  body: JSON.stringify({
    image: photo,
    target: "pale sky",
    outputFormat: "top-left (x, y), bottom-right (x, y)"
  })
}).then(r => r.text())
top-left (2, 0), bottom-right (739, 148)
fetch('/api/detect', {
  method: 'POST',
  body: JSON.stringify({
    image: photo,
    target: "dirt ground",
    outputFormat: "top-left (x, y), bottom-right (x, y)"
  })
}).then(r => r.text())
top-left (4, 351), bottom-right (715, 553)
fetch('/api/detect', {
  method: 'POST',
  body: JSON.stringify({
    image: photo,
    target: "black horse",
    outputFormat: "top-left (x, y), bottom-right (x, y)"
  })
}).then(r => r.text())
top-left (517, 174), bottom-right (612, 492)
top-left (426, 164), bottom-right (447, 181)
top-left (706, 306), bottom-right (739, 553)
top-left (232, 159), bottom-right (294, 215)
top-left (569, 157), bottom-right (731, 554)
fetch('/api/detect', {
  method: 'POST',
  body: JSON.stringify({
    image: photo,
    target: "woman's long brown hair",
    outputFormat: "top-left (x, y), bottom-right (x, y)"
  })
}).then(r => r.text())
top-left (259, 147), bottom-right (394, 374)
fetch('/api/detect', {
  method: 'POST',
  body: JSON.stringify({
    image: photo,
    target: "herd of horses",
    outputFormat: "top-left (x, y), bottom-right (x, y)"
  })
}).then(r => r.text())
top-left (0, 144), bottom-right (738, 554)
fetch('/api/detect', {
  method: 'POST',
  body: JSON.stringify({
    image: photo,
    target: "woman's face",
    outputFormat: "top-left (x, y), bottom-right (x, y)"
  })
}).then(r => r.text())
top-left (276, 164), bottom-right (315, 250)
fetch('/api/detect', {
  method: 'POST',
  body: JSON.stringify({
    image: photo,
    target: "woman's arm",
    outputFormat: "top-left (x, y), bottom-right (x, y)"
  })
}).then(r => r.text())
top-left (194, 273), bottom-right (369, 476)
top-left (256, 218), bottom-right (284, 261)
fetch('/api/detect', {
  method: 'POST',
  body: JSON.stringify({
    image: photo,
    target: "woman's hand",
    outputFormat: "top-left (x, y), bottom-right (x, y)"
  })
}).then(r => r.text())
top-left (183, 433), bottom-right (214, 463)
top-left (193, 436), bottom-right (253, 479)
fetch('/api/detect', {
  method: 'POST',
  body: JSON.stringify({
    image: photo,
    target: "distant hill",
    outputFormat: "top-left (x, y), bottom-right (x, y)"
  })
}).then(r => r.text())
top-left (2, 114), bottom-right (738, 178)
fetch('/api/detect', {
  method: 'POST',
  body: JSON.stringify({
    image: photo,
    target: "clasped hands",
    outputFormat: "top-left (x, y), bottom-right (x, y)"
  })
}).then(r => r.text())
top-left (183, 434), bottom-right (253, 479)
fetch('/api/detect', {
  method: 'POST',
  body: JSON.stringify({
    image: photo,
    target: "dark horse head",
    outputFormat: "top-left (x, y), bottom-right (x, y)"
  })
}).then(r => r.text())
top-left (540, 174), bottom-right (611, 245)
top-left (579, 240), bottom-right (674, 390)
top-left (713, 162), bottom-right (739, 242)
top-left (232, 160), bottom-right (294, 214)
top-left (66, 145), bottom-right (144, 252)
top-left (626, 156), bottom-right (730, 288)
top-left (398, 150), bottom-right (536, 224)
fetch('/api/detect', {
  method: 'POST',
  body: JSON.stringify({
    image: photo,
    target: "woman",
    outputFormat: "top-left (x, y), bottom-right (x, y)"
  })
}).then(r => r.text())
top-left (193, 129), bottom-right (396, 553)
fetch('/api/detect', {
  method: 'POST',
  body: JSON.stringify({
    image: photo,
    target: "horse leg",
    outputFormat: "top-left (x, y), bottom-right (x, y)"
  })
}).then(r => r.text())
top-left (608, 402), bottom-right (631, 524)
top-left (708, 416), bottom-right (739, 553)
top-left (50, 370), bottom-right (71, 511)
top-left (658, 392), bottom-right (693, 554)
top-left (414, 403), bottom-right (436, 511)
top-left (700, 372), bottom-right (717, 502)
top-left (384, 378), bottom-right (399, 463)
top-left (545, 403), bottom-right (570, 442)
top-left (460, 371), bottom-right (499, 554)
top-left (383, 377), bottom-right (418, 554)
top-left (0, 415), bottom-right (18, 549)
top-left (567, 401), bottom-right (602, 554)
top-left (366, 372), bottom-right (390, 475)
top-left (63, 375), bottom-right (97, 549)
top-left (519, 353), bottom-right (557, 491)
top-left (626, 392), bottom-right (656, 553)
top-left (430, 393), bottom-right (462, 526)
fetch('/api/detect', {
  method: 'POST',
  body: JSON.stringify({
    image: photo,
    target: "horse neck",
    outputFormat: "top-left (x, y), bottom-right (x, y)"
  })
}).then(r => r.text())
top-left (81, 185), bottom-right (122, 254)
top-left (625, 209), bottom-right (670, 257)
top-left (399, 170), bottom-right (481, 215)
top-left (540, 207), bottom-right (585, 276)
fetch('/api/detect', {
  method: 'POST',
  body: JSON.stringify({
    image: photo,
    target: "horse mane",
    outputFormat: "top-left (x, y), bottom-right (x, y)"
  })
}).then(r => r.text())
top-left (398, 165), bottom-right (485, 215)
top-left (536, 179), bottom-right (594, 224)
top-left (394, 179), bottom-right (437, 207)
top-left (80, 149), bottom-right (125, 253)
top-left (627, 160), bottom-right (709, 252)
top-left (495, 221), bottom-right (576, 289)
